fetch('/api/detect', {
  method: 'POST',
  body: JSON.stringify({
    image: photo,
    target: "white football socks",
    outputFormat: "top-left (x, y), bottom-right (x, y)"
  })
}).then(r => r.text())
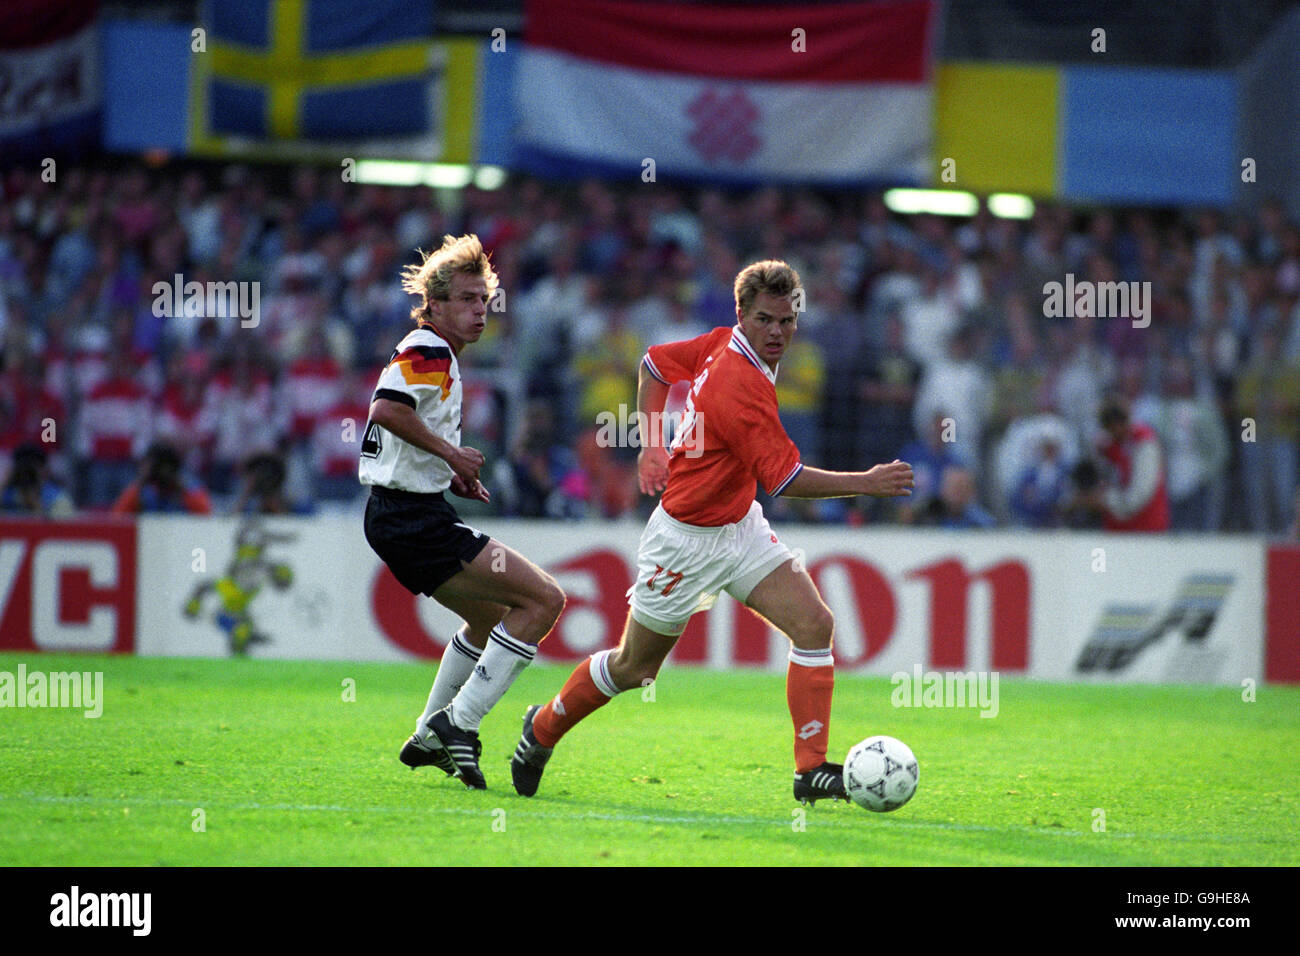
top-left (447, 624), bottom-right (538, 732)
top-left (418, 629), bottom-right (481, 733)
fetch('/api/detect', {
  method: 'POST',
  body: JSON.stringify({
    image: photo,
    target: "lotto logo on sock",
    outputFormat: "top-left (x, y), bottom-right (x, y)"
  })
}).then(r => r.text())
top-left (552, 695), bottom-right (566, 715)
top-left (798, 720), bottom-right (824, 740)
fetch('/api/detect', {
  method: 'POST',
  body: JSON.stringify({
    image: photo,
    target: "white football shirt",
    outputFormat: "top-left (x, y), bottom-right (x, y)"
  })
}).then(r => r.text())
top-left (358, 324), bottom-right (463, 494)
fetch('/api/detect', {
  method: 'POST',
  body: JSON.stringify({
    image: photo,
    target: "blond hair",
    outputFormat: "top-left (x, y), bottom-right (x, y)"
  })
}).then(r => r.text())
top-left (733, 259), bottom-right (802, 316)
top-left (401, 234), bottom-right (499, 324)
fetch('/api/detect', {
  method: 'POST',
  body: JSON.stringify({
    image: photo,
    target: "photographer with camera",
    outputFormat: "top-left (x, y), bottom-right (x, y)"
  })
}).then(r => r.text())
top-left (0, 445), bottom-right (73, 518)
top-left (1072, 395), bottom-right (1171, 532)
top-left (109, 441), bottom-right (212, 515)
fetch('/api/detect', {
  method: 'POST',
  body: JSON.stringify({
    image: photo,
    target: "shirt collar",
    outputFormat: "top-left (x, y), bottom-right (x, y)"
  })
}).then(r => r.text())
top-left (728, 325), bottom-right (778, 384)
top-left (417, 321), bottom-right (459, 357)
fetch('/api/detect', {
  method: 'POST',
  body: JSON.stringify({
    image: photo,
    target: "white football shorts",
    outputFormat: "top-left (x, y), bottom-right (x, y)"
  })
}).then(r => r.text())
top-left (627, 500), bottom-right (792, 636)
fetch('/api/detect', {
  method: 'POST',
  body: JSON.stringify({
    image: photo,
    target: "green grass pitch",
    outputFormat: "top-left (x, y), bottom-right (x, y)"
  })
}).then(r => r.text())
top-left (1, 652), bottom-right (1297, 866)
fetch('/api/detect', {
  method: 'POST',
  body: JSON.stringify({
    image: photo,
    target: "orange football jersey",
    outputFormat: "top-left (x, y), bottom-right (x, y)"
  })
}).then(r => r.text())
top-left (643, 325), bottom-right (802, 526)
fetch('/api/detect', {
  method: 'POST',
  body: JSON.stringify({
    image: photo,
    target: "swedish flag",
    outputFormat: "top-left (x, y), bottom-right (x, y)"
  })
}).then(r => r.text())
top-left (204, 0), bottom-right (434, 139)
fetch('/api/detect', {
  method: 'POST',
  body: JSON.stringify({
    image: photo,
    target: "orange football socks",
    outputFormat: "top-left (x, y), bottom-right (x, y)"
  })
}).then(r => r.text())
top-left (532, 649), bottom-right (620, 747)
top-left (787, 646), bottom-right (834, 772)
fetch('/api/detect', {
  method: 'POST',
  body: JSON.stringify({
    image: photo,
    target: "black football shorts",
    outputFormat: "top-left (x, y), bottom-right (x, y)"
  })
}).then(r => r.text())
top-left (363, 486), bottom-right (491, 596)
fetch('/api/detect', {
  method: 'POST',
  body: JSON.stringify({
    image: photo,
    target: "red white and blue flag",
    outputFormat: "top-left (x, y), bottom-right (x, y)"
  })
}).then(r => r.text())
top-left (0, 0), bottom-right (101, 160)
top-left (516, 0), bottom-right (935, 184)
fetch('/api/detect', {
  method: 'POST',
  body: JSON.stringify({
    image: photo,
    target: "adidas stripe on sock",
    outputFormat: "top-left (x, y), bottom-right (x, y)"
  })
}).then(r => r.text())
top-left (447, 624), bottom-right (538, 731)
top-left (419, 629), bottom-right (481, 734)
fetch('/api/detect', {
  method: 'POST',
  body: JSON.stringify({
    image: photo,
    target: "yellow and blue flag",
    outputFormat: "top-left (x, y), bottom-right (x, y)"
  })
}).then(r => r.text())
top-left (204, 0), bottom-right (433, 139)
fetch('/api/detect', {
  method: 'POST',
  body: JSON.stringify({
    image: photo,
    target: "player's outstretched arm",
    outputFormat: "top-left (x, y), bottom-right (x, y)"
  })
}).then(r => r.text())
top-left (368, 397), bottom-right (485, 483)
top-left (636, 362), bottom-right (672, 495)
top-left (781, 459), bottom-right (914, 499)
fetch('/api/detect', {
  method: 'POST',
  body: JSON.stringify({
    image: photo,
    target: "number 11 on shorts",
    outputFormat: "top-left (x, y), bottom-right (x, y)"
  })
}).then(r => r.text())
top-left (646, 565), bottom-right (685, 596)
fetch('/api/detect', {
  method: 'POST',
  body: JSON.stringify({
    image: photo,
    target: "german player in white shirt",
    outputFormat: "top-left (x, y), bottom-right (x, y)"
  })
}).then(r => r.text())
top-left (361, 235), bottom-right (565, 790)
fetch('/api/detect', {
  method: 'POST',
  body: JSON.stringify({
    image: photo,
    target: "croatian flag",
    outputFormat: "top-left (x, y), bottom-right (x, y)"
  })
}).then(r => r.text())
top-left (515, 0), bottom-right (935, 184)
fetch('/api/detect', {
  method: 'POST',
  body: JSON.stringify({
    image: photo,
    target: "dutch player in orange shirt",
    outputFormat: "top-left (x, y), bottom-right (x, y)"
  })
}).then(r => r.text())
top-left (511, 260), bottom-right (914, 803)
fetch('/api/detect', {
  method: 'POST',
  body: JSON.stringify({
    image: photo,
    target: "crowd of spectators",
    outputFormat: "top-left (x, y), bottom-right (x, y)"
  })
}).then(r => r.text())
top-left (1, 159), bottom-right (1299, 534)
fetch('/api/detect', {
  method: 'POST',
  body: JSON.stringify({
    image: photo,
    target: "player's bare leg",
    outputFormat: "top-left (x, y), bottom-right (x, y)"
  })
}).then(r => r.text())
top-left (513, 613), bottom-right (681, 796)
top-left (606, 617), bottom-right (679, 689)
top-left (434, 540), bottom-right (564, 645)
top-left (744, 558), bottom-right (846, 804)
top-left (417, 540), bottom-right (565, 788)
top-left (436, 592), bottom-right (508, 650)
top-left (744, 558), bottom-right (834, 653)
